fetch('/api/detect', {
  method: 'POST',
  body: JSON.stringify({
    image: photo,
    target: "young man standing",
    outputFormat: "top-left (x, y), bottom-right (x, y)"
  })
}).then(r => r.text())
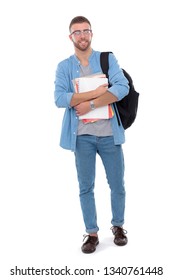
top-left (54, 16), bottom-right (129, 253)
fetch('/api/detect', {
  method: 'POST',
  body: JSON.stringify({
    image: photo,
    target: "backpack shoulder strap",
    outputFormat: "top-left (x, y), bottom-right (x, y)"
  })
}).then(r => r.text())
top-left (100, 52), bottom-right (112, 78)
top-left (100, 51), bottom-right (121, 126)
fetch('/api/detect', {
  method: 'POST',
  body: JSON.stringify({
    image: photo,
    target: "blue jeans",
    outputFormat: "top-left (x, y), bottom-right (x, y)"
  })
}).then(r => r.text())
top-left (75, 135), bottom-right (125, 234)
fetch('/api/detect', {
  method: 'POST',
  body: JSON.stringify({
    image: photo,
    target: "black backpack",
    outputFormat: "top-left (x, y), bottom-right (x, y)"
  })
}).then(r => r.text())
top-left (100, 52), bottom-right (139, 129)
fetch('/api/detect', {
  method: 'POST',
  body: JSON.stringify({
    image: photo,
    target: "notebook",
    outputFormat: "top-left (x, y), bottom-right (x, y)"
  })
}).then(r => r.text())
top-left (74, 76), bottom-right (112, 121)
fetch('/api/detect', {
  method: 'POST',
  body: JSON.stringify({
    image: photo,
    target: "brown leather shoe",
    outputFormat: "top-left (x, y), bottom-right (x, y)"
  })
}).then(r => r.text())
top-left (81, 235), bottom-right (99, 254)
top-left (111, 226), bottom-right (128, 246)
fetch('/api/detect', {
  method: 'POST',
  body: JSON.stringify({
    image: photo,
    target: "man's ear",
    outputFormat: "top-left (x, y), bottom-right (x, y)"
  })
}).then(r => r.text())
top-left (69, 35), bottom-right (73, 41)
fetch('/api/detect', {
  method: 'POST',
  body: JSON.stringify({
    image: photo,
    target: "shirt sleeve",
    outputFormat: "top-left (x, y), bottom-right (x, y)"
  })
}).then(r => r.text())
top-left (54, 61), bottom-right (74, 108)
top-left (107, 53), bottom-right (129, 101)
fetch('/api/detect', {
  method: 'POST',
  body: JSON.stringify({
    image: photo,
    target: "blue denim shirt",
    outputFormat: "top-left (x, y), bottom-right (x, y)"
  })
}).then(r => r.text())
top-left (54, 50), bottom-right (129, 151)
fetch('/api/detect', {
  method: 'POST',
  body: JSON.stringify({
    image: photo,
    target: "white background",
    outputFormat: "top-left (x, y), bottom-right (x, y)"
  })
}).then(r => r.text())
top-left (0, 0), bottom-right (173, 279)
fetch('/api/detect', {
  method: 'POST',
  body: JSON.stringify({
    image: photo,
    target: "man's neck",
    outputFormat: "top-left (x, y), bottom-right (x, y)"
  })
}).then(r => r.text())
top-left (75, 48), bottom-right (92, 66)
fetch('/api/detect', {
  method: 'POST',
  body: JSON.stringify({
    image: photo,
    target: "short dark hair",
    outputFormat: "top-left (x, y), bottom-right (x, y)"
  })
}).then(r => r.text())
top-left (69, 16), bottom-right (91, 32)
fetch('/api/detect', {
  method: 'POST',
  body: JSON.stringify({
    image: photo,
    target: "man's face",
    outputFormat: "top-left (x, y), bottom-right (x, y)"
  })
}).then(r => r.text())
top-left (69, 22), bottom-right (93, 51)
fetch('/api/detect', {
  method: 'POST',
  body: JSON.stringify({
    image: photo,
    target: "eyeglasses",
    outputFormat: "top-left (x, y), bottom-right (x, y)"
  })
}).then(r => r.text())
top-left (70, 29), bottom-right (92, 36)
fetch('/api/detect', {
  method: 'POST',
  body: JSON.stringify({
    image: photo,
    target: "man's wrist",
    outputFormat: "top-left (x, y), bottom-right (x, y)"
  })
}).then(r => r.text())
top-left (90, 100), bottom-right (95, 110)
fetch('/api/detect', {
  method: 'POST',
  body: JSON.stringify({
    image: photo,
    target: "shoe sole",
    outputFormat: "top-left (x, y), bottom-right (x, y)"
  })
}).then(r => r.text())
top-left (114, 240), bottom-right (128, 246)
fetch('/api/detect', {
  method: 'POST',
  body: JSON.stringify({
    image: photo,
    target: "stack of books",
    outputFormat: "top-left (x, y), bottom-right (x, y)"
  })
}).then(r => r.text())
top-left (73, 74), bottom-right (114, 123)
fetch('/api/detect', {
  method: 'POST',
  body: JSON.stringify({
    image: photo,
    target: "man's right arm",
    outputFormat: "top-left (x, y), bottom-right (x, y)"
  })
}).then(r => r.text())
top-left (54, 61), bottom-right (108, 108)
top-left (70, 84), bottom-right (108, 107)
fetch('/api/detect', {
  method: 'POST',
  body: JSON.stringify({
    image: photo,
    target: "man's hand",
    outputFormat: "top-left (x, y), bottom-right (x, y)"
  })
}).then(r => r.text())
top-left (74, 101), bottom-right (91, 116)
top-left (94, 84), bottom-right (108, 98)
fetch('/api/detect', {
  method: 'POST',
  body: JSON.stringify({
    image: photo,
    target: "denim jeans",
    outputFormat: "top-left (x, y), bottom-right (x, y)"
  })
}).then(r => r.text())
top-left (75, 135), bottom-right (125, 234)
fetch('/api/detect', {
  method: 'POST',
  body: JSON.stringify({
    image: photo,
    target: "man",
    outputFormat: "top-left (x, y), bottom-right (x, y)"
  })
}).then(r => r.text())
top-left (54, 16), bottom-right (129, 254)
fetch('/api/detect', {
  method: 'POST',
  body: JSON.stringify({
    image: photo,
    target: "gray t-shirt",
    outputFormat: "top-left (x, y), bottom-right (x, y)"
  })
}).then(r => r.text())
top-left (77, 64), bottom-right (113, 136)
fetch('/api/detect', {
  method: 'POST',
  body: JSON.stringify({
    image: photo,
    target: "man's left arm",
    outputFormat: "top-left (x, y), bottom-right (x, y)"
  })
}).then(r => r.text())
top-left (93, 91), bottom-right (118, 107)
top-left (74, 91), bottom-right (117, 116)
top-left (75, 52), bottom-right (130, 116)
